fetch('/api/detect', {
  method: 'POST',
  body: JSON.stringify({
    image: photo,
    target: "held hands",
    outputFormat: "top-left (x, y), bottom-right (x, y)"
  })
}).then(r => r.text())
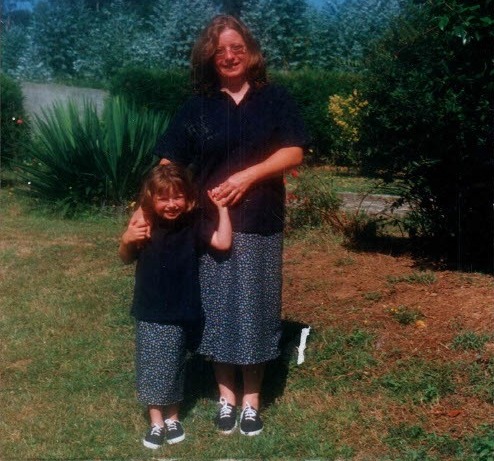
top-left (207, 189), bottom-right (228, 210)
top-left (211, 169), bottom-right (256, 206)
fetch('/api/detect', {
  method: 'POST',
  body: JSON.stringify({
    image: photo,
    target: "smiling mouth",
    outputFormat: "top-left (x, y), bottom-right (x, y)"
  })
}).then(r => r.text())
top-left (164, 210), bottom-right (181, 217)
top-left (222, 62), bottom-right (240, 70)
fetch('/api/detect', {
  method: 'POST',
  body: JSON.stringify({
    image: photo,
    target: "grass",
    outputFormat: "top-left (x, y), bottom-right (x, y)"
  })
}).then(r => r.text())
top-left (1, 189), bottom-right (493, 460)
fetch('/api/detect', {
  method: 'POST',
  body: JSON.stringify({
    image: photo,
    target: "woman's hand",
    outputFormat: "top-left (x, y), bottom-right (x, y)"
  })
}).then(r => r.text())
top-left (212, 169), bottom-right (256, 206)
top-left (211, 146), bottom-right (303, 207)
top-left (130, 207), bottom-right (151, 239)
top-left (119, 219), bottom-right (150, 264)
top-left (122, 220), bottom-right (150, 246)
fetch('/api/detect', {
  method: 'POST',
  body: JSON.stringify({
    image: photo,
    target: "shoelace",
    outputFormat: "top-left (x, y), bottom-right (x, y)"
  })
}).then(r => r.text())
top-left (150, 424), bottom-right (163, 436)
top-left (242, 403), bottom-right (257, 421)
top-left (218, 397), bottom-right (233, 419)
top-left (164, 419), bottom-right (179, 431)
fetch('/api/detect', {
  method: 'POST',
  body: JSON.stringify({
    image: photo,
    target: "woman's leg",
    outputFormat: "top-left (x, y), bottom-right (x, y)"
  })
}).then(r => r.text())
top-left (213, 362), bottom-right (238, 433)
top-left (239, 363), bottom-right (265, 436)
top-left (213, 362), bottom-right (236, 404)
top-left (241, 363), bottom-right (265, 409)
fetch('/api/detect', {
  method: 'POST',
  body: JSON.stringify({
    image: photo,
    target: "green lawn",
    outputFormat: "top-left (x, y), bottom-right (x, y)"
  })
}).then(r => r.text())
top-left (1, 190), bottom-right (492, 460)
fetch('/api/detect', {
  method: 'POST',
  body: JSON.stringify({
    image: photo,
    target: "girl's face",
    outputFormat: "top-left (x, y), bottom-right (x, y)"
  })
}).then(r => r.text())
top-left (152, 188), bottom-right (187, 221)
top-left (214, 28), bottom-right (249, 86)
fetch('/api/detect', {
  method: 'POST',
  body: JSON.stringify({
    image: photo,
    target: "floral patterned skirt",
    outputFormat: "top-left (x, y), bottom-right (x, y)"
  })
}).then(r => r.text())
top-left (198, 232), bottom-right (283, 365)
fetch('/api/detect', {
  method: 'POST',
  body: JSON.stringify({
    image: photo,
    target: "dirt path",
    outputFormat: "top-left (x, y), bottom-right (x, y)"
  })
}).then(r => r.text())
top-left (21, 82), bottom-right (108, 119)
top-left (339, 192), bottom-right (410, 216)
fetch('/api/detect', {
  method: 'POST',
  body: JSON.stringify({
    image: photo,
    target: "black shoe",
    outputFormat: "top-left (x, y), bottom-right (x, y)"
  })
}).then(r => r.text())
top-left (215, 397), bottom-right (237, 434)
top-left (239, 402), bottom-right (263, 436)
top-left (142, 424), bottom-right (165, 449)
top-left (164, 418), bottom-right (185, 444)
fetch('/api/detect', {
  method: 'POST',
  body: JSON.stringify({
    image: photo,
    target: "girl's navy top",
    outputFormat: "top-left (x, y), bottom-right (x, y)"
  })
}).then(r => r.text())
top-left (154, 84), bottom-right (309, 235)
top-left (131, 212), bottom-right (208, 324)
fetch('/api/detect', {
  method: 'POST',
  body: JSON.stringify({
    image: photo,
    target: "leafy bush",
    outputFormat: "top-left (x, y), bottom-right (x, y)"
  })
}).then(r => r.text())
top-left (285, 168), bottom-right (341, 232)
top-left (18, 97), bottom-right (169, 214)
top-left (327, 90), bottom-right (368, 168)
top-left (271, 69), bottom-right (361, 163)
top-left (111, 67), bottom-right (359, 164)
top-left (0, 74), bottom-right (30, 167)
top-left (109, 67), bottom-right (191, 115)
top-left (359, 0), bottom-right (494, 271)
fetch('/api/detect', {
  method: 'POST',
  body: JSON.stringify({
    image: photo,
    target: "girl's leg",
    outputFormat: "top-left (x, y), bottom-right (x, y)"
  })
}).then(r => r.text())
top-left (148, 405), bottom-right (164, 426)
top-left (213, 362), bottom-right (236, 405)
top-left (148, 403), bottom-right (180, 423)
top-left (241, 363), bottom-right (265, 410)
top-left (163, 403), bottom-right (180, 421)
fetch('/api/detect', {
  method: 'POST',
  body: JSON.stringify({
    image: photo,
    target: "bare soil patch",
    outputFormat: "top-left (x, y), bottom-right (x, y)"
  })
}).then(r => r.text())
top-left (282, 234), bottom-right (494, 444)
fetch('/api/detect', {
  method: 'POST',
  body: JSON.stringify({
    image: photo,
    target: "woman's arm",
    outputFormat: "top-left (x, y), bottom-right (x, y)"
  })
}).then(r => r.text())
top-left (212, 146), bottom-right (303, 206)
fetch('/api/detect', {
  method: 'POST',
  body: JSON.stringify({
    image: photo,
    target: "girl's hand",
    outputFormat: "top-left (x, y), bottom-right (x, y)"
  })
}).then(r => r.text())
top-left (208, 189), bottom-right (227, 210)
top-left (212, 169), bottom-right (256, 206)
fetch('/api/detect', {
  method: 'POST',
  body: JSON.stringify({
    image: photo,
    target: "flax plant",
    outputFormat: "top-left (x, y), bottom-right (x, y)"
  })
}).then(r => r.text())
top-left (19, 97), bottom-right (169, 214)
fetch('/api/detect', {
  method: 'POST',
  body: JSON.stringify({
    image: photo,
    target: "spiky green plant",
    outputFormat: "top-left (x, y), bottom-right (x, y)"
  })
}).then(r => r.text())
top-left (18, 97), bottom-right (169, 214)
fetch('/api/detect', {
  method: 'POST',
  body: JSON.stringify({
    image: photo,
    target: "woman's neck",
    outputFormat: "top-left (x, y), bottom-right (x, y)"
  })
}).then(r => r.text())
top-left (220, 80), bottom-right (250, 105)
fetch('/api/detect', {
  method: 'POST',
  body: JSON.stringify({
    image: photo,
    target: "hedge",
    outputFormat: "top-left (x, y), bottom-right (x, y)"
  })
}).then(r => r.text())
top-left (109, 67), bottom-right (360, 164)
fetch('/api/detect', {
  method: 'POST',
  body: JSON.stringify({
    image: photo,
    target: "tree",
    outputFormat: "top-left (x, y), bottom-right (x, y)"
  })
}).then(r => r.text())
top-left (74, 0), bottom-right (144, 79)
top-left (31, 0), bottom-right (92, 77)
top-left (147, 0), bottom-right (217, 69)
top-left (241, 0), bottom-right (310, 69)
top-left (318, 0), bottom-right (403, 71)
top-left (360, 0), bottom-right (494, 271)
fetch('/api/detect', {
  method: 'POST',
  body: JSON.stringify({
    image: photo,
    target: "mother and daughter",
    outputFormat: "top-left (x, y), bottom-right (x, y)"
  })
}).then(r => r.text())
top-left (119, 14), bottom-right (308, 449)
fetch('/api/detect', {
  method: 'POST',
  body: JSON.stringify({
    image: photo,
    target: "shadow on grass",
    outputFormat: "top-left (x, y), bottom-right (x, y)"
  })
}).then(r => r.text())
top-left (179, 320), bottom-right (310, 417)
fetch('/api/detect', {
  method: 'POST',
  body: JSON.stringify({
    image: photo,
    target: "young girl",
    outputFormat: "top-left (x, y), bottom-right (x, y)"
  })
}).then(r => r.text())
top-left (119, 163), bottom-right (232, 449)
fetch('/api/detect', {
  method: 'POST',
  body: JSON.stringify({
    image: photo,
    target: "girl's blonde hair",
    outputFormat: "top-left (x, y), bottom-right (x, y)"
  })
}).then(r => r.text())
top-left (139, 164), bottom-right (197, 221)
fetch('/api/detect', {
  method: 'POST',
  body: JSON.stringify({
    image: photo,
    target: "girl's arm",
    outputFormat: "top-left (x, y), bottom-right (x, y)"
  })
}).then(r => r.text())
top-left (212, 146), bottom-right (303, 206)
top-left (208, 191), bottom-right (232, 251)
top-left (119, 220), bottom-right (150, 264)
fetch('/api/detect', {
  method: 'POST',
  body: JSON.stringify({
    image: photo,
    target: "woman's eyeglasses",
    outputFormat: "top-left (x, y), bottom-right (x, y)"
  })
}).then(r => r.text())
top-left (214, 44), bottom-right (246, 58)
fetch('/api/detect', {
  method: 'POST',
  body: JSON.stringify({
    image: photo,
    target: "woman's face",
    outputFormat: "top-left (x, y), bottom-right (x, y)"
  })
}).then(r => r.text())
top-left (213, 28), bottom-right (249, 85)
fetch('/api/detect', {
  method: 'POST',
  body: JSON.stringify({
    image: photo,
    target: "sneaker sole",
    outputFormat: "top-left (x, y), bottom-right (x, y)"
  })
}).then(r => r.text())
top-left (240, 427), bottom-right (263, 436)
top-left (166, 433), bottom-right (185, 444)
top-left (217, 422), bottom-right (237, 435)
top-left (142, 439), bottom-right (162, 449)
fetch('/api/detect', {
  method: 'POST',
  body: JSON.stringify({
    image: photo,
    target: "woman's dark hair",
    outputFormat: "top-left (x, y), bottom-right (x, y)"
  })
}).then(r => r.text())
top-left (191, 14), bottom-right (267, 93)
top-left (139, 163), bottom-right (196, 222)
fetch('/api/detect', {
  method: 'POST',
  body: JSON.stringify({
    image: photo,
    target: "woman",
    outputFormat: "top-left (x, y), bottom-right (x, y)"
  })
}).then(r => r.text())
top-left (153, 14), bottom-right (308, 436)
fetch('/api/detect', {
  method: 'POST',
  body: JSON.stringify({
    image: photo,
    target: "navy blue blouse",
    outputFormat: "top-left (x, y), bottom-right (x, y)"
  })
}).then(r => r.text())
top-left (131, 213), bottom-right (208, 324)
top-left (154, 84), bottom-right (309, 234)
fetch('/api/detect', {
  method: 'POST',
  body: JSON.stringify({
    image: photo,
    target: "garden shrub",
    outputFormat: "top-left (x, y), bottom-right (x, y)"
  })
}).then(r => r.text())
top-left (271, 69), bottom-right (361, 164)
top-left (328, 89), bottom-right (368, 168)
top-left (0, 74), bottom-right (29, 168)
top-left (111, 67), bottom-right (360, 165)
top-left (18, 97), bottom-right (170, 214)
top-left (109, 67), bottom-right (192, 116)
top-left (285, 167), bottom-right (341, 233)
top-left (359, 0), bottom-right (494, 271)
